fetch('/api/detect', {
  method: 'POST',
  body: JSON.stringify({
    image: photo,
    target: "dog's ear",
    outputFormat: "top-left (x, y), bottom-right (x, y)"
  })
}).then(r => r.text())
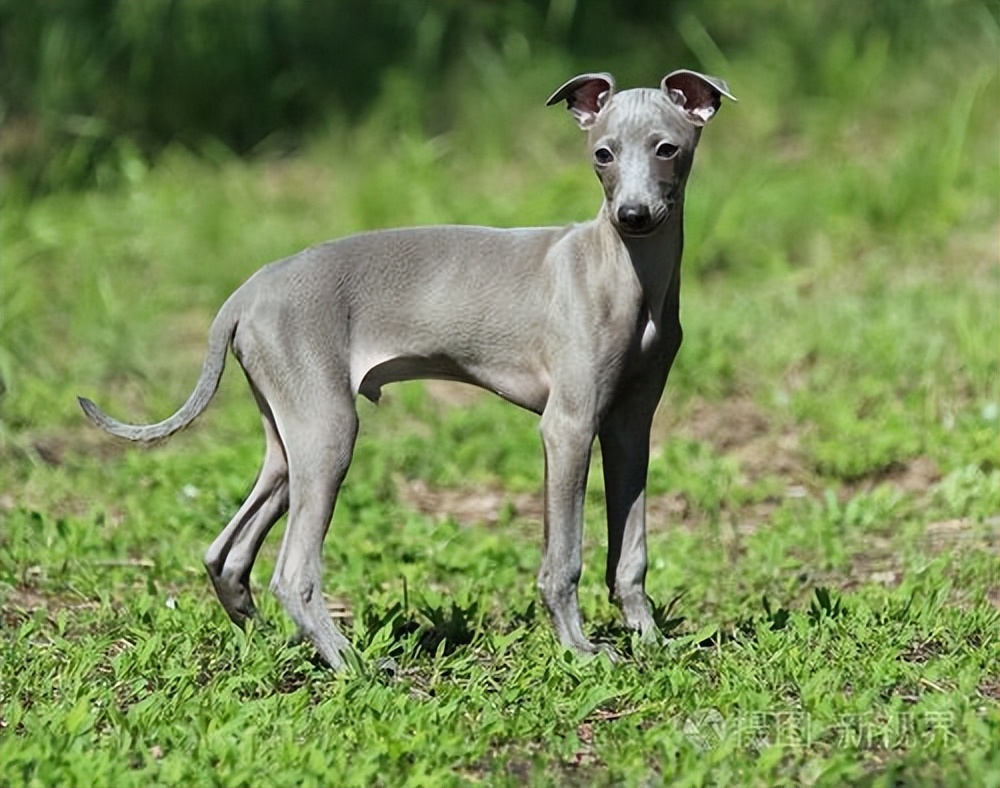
top-left (546, 73), bottom-right (616, 130)
top-left (661, 69), bottom-right (736, 126)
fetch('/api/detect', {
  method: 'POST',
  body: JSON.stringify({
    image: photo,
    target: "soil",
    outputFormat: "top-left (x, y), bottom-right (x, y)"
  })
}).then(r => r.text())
top-left (398, 388), bottom-right (959, 533)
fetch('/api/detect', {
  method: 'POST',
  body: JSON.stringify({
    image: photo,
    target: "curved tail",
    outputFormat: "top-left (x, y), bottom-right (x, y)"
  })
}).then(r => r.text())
top-left (78, 299), bottom-right (240, 444)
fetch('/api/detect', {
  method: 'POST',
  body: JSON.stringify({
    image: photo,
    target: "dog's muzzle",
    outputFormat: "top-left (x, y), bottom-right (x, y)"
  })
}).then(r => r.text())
top-left (615, 203), bottom-right (665, 236)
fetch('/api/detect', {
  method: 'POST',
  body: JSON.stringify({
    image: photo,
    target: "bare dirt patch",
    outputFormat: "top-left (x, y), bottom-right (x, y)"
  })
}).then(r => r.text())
top-left (396, 390), bottom-right (965, 540)
top-left (674, 396), bottom-right (772, 451)
top-left (0, 583), bottom-right (106, 629)
top-left (846, 455), bottom-right (943, 498)
top-left (5, 426), bottom-right (127, 469)
top-left (922, 517), bottom-right (1000, 553)
top-left (400, 478), bottom-right (542, 526)
top-left (842, 515), bottom-right (1000, 601)
top-left (979, 675), bottom-right (1000, 701)
top-left (659, 395), bottom-right (810, 489)
top-left (400, 395), bottom-right (799, 530)
top-left (660, 395), bottom-right (952, 504)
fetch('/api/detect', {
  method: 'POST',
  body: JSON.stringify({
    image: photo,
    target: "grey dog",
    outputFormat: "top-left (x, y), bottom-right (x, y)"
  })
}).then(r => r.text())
top-left (80, 69), bottom-right (734, 669)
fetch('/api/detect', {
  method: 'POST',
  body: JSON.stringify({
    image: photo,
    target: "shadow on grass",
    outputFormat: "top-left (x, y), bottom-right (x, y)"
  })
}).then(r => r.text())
top-left (591, 586), bottom-right (850, 654)
top-left (695, 586), bottom-right (848, 649)
top-left (350, 586), bottom-right (850, 667)
top-left (359, 597), bottom-right (483, 659)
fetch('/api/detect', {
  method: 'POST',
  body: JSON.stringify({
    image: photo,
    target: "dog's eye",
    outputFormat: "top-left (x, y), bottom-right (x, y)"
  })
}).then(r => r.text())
top-left (594, 147), bottom-right (615, 165)
top-left (655, 142), bottom-right (679, 160)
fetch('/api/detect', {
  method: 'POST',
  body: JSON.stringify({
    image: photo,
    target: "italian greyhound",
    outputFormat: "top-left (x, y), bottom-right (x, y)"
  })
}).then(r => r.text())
top-left (79, 69), bottom-right (734, 669)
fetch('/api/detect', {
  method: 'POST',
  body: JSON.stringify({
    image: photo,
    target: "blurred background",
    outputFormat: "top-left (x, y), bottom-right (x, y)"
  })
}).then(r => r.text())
top-left (2, 0), bottom-right (997, 195)
top-left (0, 0), bottom-right (997, 481)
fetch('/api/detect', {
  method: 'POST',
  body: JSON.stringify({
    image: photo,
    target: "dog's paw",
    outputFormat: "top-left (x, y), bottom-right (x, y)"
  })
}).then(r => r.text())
top-left (596, 642), bottom-right (622, 664)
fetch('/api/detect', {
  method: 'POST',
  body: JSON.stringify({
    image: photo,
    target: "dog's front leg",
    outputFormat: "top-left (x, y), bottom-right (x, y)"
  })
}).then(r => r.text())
top-left (536, 401), bottom-right (608, 656)
top-left (599, 392), bottom-right (660, 639)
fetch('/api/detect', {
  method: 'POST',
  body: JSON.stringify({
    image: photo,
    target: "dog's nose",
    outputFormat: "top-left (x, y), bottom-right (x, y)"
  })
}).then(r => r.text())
top-left (616, 203), bottom-right (653, 233)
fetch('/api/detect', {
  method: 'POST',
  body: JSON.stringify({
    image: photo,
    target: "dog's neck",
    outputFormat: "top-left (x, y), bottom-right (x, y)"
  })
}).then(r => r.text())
top-left (600, 204), bottom-right (684, 329)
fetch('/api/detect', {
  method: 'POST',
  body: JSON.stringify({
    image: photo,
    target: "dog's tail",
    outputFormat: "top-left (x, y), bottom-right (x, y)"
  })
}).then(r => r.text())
top-left (78, 297), bottom-right (241, 444)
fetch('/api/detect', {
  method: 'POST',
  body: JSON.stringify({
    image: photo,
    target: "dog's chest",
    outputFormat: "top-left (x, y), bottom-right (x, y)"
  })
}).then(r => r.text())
top-left (639, 314), bottom-right (658, 353)
top-left (616, 299), bottom-right (680, 387)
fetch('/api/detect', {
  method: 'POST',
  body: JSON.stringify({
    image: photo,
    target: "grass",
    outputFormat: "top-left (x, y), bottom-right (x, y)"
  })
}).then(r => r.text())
top-left (1, 14), bottom-right (998, 788)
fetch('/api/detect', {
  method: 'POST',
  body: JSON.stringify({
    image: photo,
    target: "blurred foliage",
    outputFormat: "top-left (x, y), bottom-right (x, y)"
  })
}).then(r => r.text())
top-left (1, 0), bottom-right (996, 194)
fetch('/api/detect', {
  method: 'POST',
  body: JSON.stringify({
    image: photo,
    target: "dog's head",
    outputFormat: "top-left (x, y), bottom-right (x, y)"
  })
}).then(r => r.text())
top-left (547, 70), bottom-right (735, 237)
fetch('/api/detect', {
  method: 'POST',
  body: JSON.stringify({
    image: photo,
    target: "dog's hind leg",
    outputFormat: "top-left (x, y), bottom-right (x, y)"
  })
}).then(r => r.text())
top-left (268, 387), bottom-right (359, 670)
top-left (204, 385), bottom-right (289, 625)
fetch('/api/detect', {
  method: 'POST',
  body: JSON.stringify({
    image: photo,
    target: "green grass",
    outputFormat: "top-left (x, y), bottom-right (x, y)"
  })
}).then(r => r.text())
top-left (2, 17), bottom-right (998, 788)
